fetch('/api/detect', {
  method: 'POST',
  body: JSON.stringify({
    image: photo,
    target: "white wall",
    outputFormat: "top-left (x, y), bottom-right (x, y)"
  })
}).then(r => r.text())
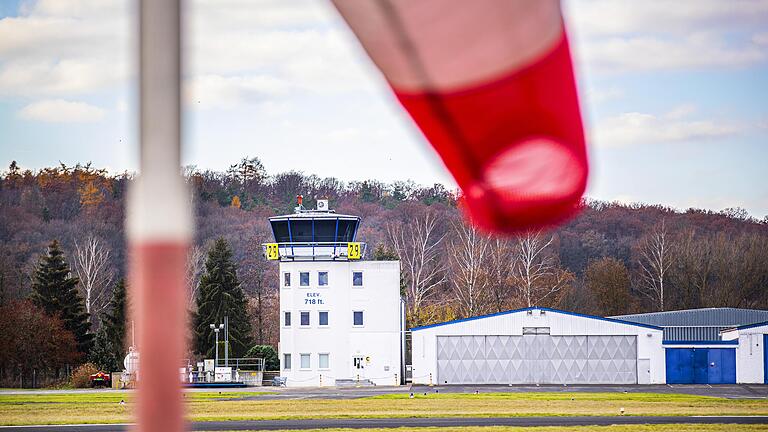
top-left (411, 308), bottom-right (666, 384)
top-left (279, 260), bottom-right (402, 387)
top-left (722, 325), bottom-right (767, 384)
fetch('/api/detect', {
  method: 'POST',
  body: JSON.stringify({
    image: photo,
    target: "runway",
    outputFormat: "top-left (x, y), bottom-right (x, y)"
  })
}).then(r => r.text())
top-left (2, 416), bottom-right (767, 431)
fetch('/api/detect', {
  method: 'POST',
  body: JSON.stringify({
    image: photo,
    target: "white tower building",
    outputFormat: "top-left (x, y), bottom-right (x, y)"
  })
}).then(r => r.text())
top-left (266, 197), bottom-right (404, 387)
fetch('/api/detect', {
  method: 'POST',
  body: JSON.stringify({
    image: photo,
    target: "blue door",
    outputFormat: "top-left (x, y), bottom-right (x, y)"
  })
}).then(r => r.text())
top-left (665, 348), bottom-right (736, 384)
top-left (706, 349), bottom-right (736, 384)
top-left (666, 348), bottom-right (694, 384)
top-left (693, 349), bottom-right (709, 383)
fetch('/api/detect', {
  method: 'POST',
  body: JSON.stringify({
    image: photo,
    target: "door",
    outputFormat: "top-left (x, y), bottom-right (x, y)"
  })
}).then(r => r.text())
top-left (665, 348), bottom-right (736, 384)
top-left (437, 335), bottom-right (637, 385)
top-left (352, 355), bottom-right (365, 380)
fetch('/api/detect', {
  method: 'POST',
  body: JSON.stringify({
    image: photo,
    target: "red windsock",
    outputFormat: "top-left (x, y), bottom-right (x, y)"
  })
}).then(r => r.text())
top-left (332, 0), bottom-right (588, 233)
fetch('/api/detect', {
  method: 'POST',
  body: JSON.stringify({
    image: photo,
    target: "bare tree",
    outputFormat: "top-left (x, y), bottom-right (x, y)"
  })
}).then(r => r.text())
top-left (73, 235), bottom-right (115, 327)
top-left (186, 245), bottom-right (205, 308)
top-left (449, 221), bottom-right (490, 317)
top-left (484, 237), bottom-right (517, 313)
top-left (637, 220), bottom-right (673, 311)
top-left (386, 212), bottom-right (446, 325)
top-left (513, 231), bottom-right (571, 307)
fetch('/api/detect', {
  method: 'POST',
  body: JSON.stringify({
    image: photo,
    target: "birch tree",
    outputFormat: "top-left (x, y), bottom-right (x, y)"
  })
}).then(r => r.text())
top-left (186, 245), bottom-right (205, 309)
top-left (513, 231), bottom-right (571, 307)
top-left (637, 220), bottom-right (673, 311)
top-left (485, 237), bottom-right (517, 312)
top-left (386, 212), bottom-right (446, 324)
top-left (449, 221), bottom-right (490, 317)
top-left (73, 235), bottom-right (114, 327)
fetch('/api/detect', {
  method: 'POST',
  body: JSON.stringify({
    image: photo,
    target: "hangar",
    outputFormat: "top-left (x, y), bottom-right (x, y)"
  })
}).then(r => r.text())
top-left (410, 307), bottom-right (665, 385)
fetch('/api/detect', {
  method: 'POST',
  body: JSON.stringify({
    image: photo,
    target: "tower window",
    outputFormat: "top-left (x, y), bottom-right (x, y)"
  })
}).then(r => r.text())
top-left (353, 311), bottom-right (364, 326)
top-left (284, 311), bottom-right (291, 327)
top-left (283, 353), bottom-right (291, 370)
top-left (300, 272), bottom-right (309, 287)
top-left (319, 311), bottom-right (329, 326)
top-left (318, 271), bottom-right (328, 286)
top-left (300, 353), bottom-right (311, 369)
top-left (283, 272), bottom-right (291, 287)
top-left (352, 271), bottom-right (363, 287)
top-left (300, 311), bottom-right (310, 326)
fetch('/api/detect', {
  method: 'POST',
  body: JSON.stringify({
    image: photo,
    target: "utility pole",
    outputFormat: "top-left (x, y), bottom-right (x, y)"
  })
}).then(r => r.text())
top-left (210, 323), bottom-right (224, 367)
top-left (224, 315), bottom-right (229, 367)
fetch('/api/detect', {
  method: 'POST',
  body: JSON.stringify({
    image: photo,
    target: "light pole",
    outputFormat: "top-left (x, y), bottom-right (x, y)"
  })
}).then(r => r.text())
top-left (209, 323), bottom-right (224, 368)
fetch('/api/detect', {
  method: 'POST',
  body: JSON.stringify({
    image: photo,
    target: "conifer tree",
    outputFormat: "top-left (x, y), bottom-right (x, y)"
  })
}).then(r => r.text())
top-left (30, 240), bottom-right (93, 355)
top-left (89, 279), bottom-right (127, 371)
top-left (193, 238), bottom-right (253, 358)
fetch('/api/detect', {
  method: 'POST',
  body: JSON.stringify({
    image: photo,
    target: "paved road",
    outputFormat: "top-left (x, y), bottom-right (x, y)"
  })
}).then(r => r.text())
top-left (2, 416), bottom-right (767, 431)
top-left (2, 384), bottom-right (767, 400)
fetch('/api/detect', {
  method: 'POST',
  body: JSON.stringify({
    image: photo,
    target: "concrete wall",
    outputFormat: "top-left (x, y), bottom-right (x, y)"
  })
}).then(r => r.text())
top-left (411, 308), bottom-right (666, 385)
top-left (279, 260), bottom-right (402, 387)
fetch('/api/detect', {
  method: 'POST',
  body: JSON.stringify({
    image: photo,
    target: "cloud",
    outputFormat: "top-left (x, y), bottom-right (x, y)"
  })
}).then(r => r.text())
top-left (184, 74), bottom-right (291, 109)
top-left (579, 33), bottom-right (765, 73)
top-left (586, 87), bottom-right (624, 104)
top-left (565, 0), bottom-right (768, 73)
top-left (592, 107), bottom-right (739, 148)
top-left (566, 0), bottom-right (768, 36)
top-left (0, 0), bottom-right (130, 97)
top-left (18, 99), bottom-right (105, 123)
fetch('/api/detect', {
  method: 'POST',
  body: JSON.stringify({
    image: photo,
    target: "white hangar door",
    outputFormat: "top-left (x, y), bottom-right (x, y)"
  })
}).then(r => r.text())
top-left (436, 335), bottom-right (637, 384)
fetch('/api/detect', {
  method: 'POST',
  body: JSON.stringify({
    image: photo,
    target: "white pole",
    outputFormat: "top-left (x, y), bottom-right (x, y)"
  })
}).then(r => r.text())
top-left (224, 315), bottom-right (229, 367)
top-left (129, 1), bottom-right (189, 431)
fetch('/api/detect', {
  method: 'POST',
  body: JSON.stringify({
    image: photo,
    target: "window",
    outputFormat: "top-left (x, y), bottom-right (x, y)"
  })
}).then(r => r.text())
top-left (353, 311), bottom-right (364, 326)
top-left (284, 311), bottom-right (291, 327)
top-left (318, 271), bottom-right (328, 286)
top-left (352, 271), bottom-right (363, 287)
top-left (283, 353), bottom-right (291, 370)
top-left (319, 311), bottom-right (329, 326)
top-left (522, 327), bottom-right (550, 335)
top-left (318, 353), bottom-right (330, 369)
top-left (300, 353), bottom-right (310, 369)
top-left (283, 272), bottom-right (291, 287)
top-left (300, 311), bottom-right (310, 326)
top-left (300, 272), bottom-right (309, 287)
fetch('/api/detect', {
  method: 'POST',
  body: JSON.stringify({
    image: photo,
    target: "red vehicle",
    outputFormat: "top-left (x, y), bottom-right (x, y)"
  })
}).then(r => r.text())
top-left (89, 371), bottom-right (112, 388)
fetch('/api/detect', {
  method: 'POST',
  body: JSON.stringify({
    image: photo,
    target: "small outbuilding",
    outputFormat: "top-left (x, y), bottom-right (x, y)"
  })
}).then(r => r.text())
top-left (721, 321), bottom-right (768, 384)
top-left (411, 307), bottom-right (665, 385)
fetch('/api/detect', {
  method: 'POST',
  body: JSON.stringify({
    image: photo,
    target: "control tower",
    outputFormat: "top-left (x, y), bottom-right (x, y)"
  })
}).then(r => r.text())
top-left (265, 196), bottom-right (405, 387)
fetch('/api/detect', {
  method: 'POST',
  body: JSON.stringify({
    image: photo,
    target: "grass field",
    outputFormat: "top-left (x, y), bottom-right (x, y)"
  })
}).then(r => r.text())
top-left (244, 427), bottom-right (768, 432)
top-left (1, 391), bottom-right (767, 426)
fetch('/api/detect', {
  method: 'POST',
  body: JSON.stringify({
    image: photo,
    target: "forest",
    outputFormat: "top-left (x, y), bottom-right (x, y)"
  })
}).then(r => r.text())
top-left (1, 157), bottom-right (767, 380)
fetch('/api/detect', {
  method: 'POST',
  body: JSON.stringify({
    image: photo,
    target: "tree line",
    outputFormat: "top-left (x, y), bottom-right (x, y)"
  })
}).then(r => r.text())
top-left (1, 158), bottom-right (767, 384)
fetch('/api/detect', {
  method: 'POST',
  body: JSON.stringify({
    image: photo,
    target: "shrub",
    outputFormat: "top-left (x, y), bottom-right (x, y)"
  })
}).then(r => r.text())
top-left (245, 345), bottom-right (279, 371)
top-left (70, 362), bottom-right (99, 388)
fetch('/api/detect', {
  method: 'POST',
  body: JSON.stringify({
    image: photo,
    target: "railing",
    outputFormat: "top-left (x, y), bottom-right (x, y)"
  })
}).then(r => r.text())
top-left (262, 242), bottom-right (367, 261)
top-left (181, 357), bottom-right (265, 386)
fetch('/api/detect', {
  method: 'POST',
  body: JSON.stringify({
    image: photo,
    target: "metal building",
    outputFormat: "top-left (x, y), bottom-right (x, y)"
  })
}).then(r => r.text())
top-left (721, 321), bottom-right (768, 384)
top-left (612, 308), bottom-right (768, 341)
top-left (411, 307), bottom-right (666, 385)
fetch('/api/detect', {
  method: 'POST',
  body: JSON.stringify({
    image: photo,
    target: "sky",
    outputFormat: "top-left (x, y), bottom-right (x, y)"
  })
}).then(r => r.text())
top-left (0, 0), bottom-right (766, 218)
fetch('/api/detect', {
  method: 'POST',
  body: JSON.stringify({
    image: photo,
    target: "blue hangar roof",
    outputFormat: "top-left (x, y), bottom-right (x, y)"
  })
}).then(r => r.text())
top-left (410, 306), bottom-right (663, 332)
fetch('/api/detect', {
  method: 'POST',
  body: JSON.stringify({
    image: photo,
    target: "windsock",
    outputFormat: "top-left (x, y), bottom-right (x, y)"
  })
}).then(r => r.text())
top-left (332, 0), bottom-right (588, 233)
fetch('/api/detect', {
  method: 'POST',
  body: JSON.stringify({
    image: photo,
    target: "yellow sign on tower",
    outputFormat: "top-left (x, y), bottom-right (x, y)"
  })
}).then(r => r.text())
top-left (265, 243), bottom-right (279, 260)
top-left (347, 242), bottom-right (361, 260)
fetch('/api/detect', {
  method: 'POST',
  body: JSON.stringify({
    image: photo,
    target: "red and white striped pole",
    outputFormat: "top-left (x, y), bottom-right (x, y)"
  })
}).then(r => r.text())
top-left (128, 1), bottom-right (190, 431)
